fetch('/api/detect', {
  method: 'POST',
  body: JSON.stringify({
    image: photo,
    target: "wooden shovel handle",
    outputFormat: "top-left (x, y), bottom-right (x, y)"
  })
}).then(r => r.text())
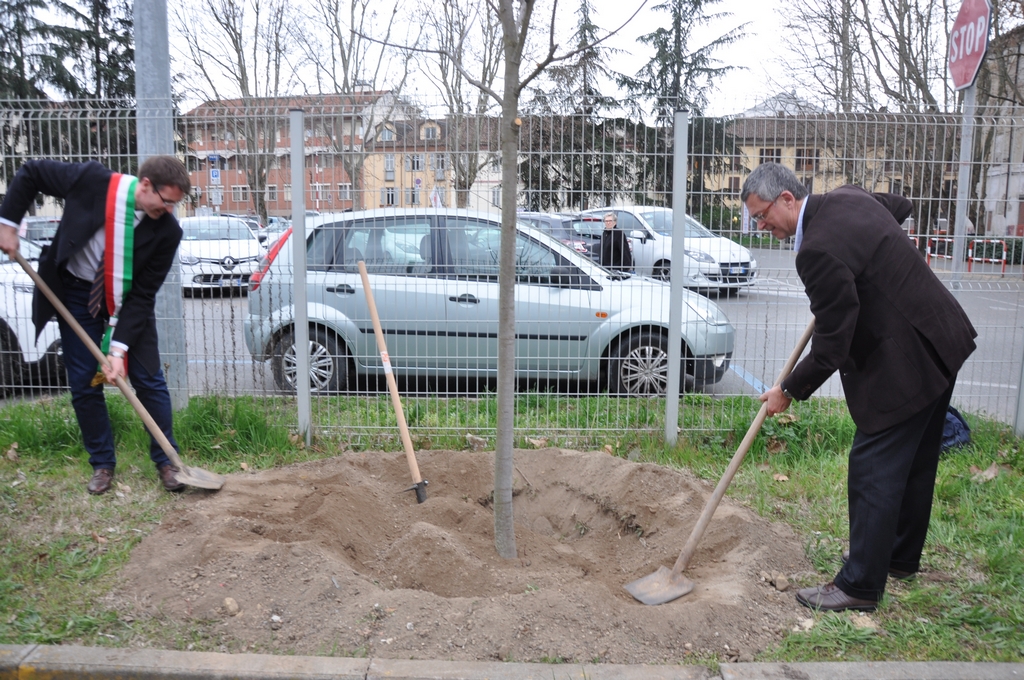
top-left (668, 318), bottom-right (815, 576)
top-left (357, 261), bottom-right (422, 485)
top-left (13, 251), bottom-right (187, 471)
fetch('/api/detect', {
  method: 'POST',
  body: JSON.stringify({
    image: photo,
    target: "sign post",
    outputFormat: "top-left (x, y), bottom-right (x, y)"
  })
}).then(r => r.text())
top-left (948, 0), bottom-right (991, 285)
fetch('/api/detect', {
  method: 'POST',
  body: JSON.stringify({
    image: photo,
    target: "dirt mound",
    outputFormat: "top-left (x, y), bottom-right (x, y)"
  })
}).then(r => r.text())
top-left (119, 448), bottom-right (812, 664)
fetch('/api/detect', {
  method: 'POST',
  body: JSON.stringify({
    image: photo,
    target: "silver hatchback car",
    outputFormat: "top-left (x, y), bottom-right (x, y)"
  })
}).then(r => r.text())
top-left (243, 209), bottom-right (735, 395)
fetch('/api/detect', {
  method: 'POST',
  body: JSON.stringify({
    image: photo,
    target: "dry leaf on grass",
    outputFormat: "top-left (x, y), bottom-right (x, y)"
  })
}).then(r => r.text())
top-left (240, 462), bottom-right (249, 471)
top-left (603, 444), bottom-right (614, 455)
top-left (526, 437), bottom-right (548, 449)
top-left (766, 438), bottom-right (787, 454)
top-left (772, 473), bottom-right (789, 482)
top-left (756, 462), bottom-right (771, 472)
top-left (5, 443), bottom-right (19, 462)
top-left (91, 531), bottom-right (107, 544)
top-left (466, 434), bottom-right (488, 451)
top-left (970, 463), bottom-right (1000, 482)
top-left (776, 413), bottom-right (799, 425)
top-left (849, 613), bottom-right (879, 629)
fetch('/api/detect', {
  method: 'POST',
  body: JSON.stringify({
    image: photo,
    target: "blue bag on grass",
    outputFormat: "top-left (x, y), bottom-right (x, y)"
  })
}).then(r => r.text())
top-left (941, 406), bottom-right (971, 452)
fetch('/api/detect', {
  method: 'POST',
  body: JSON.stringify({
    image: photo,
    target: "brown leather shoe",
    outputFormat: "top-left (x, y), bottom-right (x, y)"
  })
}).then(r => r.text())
top-left (796, 581), bottom-right (877, 612)
top-left (841, 549), bottom-right (916, 580)
top-left (158, 464), bottom-right (186, 492)
top-left (87, 468), bottom-right (114, 495)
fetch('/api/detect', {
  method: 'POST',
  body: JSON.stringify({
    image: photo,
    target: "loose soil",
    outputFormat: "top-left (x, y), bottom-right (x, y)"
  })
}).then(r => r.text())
top-left (119, 448), bottom-right (814, 664)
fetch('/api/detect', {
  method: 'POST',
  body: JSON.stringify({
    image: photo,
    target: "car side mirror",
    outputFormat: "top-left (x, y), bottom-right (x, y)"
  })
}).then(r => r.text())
top-left (629, 229), bottom-right (647, 243)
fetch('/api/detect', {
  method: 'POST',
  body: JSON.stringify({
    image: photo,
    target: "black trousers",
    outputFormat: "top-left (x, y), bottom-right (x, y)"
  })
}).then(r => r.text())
top-left (833, 378), bottom-right (956, 602)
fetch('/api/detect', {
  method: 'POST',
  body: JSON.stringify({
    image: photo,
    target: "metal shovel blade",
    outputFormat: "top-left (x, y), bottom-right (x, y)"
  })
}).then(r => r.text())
top-left (175, 466), bottom-right (226, 490)
top-left (623, 566), bottom-right (695, 605)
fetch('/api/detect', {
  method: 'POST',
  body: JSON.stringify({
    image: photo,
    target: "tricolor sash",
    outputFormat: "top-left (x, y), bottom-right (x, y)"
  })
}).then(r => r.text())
top-left (99, 173), bottom-right (136, 356)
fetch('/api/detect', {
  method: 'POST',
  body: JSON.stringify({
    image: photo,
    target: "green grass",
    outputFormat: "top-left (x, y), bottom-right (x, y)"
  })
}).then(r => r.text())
top-left (0, 392), bottom-right (1022, 661)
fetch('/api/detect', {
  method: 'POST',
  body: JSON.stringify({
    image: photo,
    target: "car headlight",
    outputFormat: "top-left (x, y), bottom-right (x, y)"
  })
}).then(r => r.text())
top-left (684, 295), bottom-right (731, 326)
top-left (685, 249), bottom-right (715, 264)
top-left (179, 253), bottom-right (199, 265)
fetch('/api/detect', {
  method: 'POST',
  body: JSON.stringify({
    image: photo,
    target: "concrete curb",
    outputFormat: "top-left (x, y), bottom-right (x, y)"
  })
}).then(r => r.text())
top-left (2, 645), bottom-right (1021, 680)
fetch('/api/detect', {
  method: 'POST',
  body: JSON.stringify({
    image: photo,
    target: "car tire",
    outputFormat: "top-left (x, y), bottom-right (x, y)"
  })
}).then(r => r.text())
top-left (652, 260), bottom-right (670, 281)
top-left (0, 324), bottom-right (23, 394)
top-left (271, 326), bottom-right (348, 394)
top-left (609, 330), bottom-right (690, 396)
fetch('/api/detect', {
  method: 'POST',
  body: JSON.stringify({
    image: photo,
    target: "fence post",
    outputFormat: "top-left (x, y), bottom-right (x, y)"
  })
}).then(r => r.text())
top-left (665, 109), bottom-right (690, 445)
top-left (290, 109), bottom-right (311, 446)
top-left (135, 0), bottom-right (189, 411)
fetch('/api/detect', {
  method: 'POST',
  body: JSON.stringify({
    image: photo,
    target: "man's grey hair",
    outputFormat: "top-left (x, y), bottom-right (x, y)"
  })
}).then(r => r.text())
top-left (741, 163), bottom-right (809, 203)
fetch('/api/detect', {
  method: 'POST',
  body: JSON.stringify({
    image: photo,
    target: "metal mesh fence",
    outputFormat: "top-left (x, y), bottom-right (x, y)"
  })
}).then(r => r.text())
top-left (2, 97), bottom-right (1022, 439)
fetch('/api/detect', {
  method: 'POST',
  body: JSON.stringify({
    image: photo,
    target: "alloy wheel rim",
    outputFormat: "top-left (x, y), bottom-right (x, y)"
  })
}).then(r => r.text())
top-left (620, 344), bottom-right (668, 395)
top-left (283, 340), bottom-right (335, 391)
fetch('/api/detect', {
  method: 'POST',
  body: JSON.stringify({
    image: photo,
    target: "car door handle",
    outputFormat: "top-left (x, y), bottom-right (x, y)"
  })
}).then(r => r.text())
top-left (326, 285), bottom-right (355, 295)
top-left (448, 293), bottom-right (479, 304)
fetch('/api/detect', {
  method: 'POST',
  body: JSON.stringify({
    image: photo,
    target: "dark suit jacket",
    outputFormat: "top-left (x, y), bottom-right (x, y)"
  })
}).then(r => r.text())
top-left (0, 160), bottom-right (183, 375)
top-left (781, 185), bottom-right (977, 433)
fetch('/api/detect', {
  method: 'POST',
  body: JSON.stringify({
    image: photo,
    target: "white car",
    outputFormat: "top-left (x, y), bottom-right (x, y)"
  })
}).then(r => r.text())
top-left (178, 216), bottom-right (263, 293)
top-left (0, 240), bottom-right (65, 390)
top-left (580, 207), bottom-right (757, 293)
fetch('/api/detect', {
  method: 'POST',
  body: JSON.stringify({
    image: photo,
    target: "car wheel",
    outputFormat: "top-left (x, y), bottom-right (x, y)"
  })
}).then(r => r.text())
top-left (610, 330), bottom-right (676, 396)
top-left (652, 261), bottom-right (670, 281)
top-left (271, 327), bottom-right (348, 394)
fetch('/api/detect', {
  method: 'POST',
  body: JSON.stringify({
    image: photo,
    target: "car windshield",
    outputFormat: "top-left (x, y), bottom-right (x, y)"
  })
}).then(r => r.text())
top-left (569, 217), bottom-right (605, 238)
top-left (640, 209), bottom-right (716, 238)
top-left (180, 217), bottom-right (254, 241)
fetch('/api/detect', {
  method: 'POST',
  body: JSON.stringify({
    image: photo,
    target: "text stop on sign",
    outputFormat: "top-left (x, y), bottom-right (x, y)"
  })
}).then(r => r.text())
top-left (949, 17), bottom-right (987, 64)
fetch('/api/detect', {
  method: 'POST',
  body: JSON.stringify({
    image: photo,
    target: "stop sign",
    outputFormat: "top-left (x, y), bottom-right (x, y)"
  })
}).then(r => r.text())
top-left (948, 0), bottom-right (992, 90)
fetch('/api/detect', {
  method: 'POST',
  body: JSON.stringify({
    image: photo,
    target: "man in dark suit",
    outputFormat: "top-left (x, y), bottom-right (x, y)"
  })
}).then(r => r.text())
top-left (741, 163), bottom-right (976, 612)
top-left (0, 156), bottom-right (191, 495)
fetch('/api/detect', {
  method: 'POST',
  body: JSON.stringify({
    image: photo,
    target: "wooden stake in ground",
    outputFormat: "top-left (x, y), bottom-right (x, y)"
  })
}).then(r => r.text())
top-left (357, 261), bottom-right (427, 503)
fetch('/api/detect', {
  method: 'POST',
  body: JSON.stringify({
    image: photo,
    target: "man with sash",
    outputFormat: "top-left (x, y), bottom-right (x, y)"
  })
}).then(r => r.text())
top-left (0, 156), bottom-right (191, 495)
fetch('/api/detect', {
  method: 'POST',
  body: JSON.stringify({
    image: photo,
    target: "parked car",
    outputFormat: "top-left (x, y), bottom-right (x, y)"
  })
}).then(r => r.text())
top-left (178, 216), bottom-right (263, 293)
top-left (579, 207), bottom-right (757, 292)
top-left (244, 209), bottom-right (735, 396)
top-left (0, 240), bottom-right (65, 390)
top-left (18, 216), bottom-right (61, 245)
top-left (517, 212), bottom-right (595, 259)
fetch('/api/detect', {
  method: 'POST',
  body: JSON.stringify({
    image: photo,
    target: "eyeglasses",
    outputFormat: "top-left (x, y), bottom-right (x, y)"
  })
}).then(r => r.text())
top-left (750, 196), bottom-right (780, 225)
top-left (155, 187), bottom-right (180, 210)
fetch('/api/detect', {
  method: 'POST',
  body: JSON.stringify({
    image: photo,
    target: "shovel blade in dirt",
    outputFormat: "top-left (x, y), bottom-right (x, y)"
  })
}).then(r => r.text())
top-left (172, 467), bottom-right (226, 490)
top-left (623, 566), bottom-right (695, 605)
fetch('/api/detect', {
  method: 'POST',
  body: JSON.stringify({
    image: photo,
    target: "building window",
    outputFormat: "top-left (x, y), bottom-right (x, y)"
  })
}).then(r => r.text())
top-left (338, 183), bottom-right (352, 201)
top-left (802, 176), bottom-right (814, 194)
top-left (424, 125), bottom-right (437, 140)
top-left (795, 148), bottom-right (820, 172)
top-left (431, 154), bottom-right (446, 180)
top-left (406, 154), bottom-right (424, 171)
top-left (312, 183), bottom-right (330, 201)
top-left (728, 176), bottom-right (740, 193)
top-left (759, 148), bottom-right (782, 165)
top-left (265, 184), bottom-right (277, 202)
top-left (384, 154), bottom-right (395, 181)
top-left (491, 186), bottom-right (501, 207)
top-left (381, 187), bottom-right (397, 206)
top-left (379, 126), bottom-right (394, 142)
top-left (283, 184), bottom-right (291, 202)
top-left (231, 185), bottom-right (249, 202)
top-left (405, 186), bottom-right (421, 206)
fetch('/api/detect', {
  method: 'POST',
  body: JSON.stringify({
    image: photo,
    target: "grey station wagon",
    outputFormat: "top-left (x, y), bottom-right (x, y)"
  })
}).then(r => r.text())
top-left (243, 209), bottom-right (735, 396)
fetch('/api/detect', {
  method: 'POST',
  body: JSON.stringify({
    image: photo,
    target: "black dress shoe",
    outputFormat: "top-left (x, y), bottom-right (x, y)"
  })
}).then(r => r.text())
top-left (841, 549), bottom-right (916, 580)
top-left (87, 468), bottom-right (114, 495)
top-left (158, 464), bottom-right (186, 492)
top-left (796, 581), bottom-right (878, 612)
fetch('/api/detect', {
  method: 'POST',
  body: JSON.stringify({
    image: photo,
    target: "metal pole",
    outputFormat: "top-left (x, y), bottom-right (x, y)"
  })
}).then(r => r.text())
top-left (665, 109), bottom-right (690, 445)
top-left (135, 0), bottom-right (188, 410)
top-left (951, 85), bottom-right (977, 287)
top-left (1015, 342), bottom-right (1024, 437)
top-left (290, 109), bottom-right (311, 445)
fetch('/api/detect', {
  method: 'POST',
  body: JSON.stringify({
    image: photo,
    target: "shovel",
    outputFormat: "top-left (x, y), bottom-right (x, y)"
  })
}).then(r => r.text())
top-left (357, 261), bottom-right (427, 503)
top-left (14, 251), bottom-right (226, 491)
top-left (624, 318), bottom-right (815, 605)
